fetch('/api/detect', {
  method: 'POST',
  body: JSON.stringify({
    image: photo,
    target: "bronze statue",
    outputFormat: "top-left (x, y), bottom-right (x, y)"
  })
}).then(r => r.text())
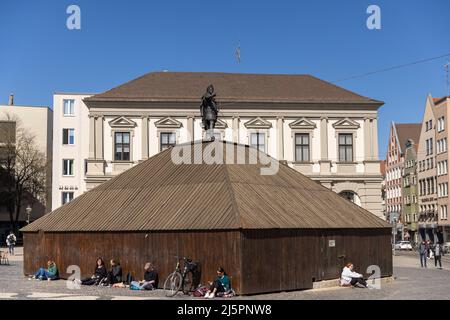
top-left (200, 84), bottom-right (219, 140)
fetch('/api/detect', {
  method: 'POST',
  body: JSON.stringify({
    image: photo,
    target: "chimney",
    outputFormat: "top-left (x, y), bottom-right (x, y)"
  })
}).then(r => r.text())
top-left (8, 94), bottom-right (14, 106)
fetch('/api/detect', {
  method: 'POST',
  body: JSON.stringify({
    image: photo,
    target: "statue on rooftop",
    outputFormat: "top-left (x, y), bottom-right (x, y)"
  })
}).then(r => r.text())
top-left (200, 84), bottom-right (219, 141)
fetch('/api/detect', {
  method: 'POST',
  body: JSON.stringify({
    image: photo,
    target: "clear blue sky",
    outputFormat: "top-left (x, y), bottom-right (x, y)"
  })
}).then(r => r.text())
top-left (1, 0), bottom-right (449, 159)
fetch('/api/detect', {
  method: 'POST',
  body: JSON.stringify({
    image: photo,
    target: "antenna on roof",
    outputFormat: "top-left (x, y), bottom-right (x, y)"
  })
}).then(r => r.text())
top-left (235, 41), bottom-right (241, 64)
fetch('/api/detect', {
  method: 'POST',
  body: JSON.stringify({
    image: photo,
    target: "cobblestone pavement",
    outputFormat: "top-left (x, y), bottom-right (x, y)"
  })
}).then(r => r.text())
top-left (1, 247), bottom-right (449, 300)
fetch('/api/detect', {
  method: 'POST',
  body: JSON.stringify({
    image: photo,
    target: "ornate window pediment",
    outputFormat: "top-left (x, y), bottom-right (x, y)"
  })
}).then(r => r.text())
top-left (332, 118), bottom-right (360, 130)
top-left (289, 118), bottom-right (316, 130)
top-left (109, 116), bottom-right (137, 128)
top-left (244, 117), bottom-right (272, 129)
top-left (214, 119), bottom-right (228, 129)
top-left (154, 117), bottom-right (183, 129)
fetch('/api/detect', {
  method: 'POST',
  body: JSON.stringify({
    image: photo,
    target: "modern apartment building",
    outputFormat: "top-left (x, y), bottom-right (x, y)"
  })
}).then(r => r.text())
top-left (384, 122), bottom-right (421, 241)
top-left (51, 72), bottom-right (385, 218)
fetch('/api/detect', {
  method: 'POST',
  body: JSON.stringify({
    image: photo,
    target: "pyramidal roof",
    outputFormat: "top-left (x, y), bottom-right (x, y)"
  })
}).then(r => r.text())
top-left (22, 141), bottom-right (389, 232)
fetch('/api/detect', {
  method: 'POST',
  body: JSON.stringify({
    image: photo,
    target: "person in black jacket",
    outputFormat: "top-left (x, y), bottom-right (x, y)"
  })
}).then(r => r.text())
top-left (80, 258), bottom-right (107, 286)
top-left (102, 259), bottom-right (122, 286)
top-left (130, 262), bottom-right (158, 290)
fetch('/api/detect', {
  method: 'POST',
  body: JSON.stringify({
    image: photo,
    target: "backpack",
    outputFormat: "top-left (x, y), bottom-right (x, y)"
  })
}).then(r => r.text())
top-left (193, 286), bottom-right (208, 297)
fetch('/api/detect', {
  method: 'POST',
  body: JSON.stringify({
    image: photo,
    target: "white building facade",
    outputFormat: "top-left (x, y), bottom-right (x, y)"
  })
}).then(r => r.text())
top-left (51, 94), bottom-right (91, 210)
top-left (52, 72), bottom-right (384, 218)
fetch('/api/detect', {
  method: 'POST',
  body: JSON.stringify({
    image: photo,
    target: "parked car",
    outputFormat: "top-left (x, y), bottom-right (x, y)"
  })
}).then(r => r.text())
top-left (394, 241), bottom-right (413, 251)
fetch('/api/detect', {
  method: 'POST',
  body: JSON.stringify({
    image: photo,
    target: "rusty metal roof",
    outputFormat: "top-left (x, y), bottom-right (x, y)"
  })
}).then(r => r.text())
top-left (84, 72), bottom-right (383, 105)
top-left (22, 141), bottom-right (390, 232)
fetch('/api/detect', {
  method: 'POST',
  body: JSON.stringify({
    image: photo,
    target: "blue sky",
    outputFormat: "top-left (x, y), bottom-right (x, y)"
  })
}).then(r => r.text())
top-left (1, 0), bottom-right (449, 158)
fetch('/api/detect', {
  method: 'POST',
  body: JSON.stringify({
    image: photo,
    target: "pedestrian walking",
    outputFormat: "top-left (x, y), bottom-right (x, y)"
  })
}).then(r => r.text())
top-left (426, 240), bottom-right (432, 259)
top-left (419, 240), bottom-right (427, 268)
top-left (6, 231), bottom-right (16, 256)
top-left (434, 243), bottom-right (443, 269)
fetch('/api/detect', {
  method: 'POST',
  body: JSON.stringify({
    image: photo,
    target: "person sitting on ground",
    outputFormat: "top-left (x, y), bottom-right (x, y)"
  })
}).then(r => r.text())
top-left (340, 263), bottom-right (368, 288)
top-left (76, 258), bottom-right (107, 286)
top-left (205, 267), bottom-right (231, 299)
top-left (130, 262), bottom-right (159, 290)
top-left (30, 260), bottom-right (58, 281)
top-left (102, 259), bottom-right (122, 286)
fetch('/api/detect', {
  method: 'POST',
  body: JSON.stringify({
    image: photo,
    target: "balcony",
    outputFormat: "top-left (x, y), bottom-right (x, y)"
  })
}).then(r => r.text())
top-left (418, 211), bottom-right (438, 223)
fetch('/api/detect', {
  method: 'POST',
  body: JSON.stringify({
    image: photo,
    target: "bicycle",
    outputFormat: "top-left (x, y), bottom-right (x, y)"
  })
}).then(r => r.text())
top-left (163, 256), bottom-right (199, 297)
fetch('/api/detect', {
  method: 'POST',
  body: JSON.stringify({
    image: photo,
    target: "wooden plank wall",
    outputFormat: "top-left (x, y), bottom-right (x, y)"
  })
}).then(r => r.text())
top-left (23, 228), bottom-right (393, 295)
top-left (23, 230), bottom-right (242, 293)
top-left (241, 229), bottom-right (393, 295)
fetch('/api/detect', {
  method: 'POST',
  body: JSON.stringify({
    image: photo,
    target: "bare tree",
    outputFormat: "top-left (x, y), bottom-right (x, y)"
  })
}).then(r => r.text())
top-left (0, 113), bottom-right (47, 233)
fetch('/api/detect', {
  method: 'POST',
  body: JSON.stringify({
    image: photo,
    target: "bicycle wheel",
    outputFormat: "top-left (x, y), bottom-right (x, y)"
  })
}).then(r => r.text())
top-left (164, 272), bottom-right (183, 297)
top-left (182, 271), bottom-right (194, 295)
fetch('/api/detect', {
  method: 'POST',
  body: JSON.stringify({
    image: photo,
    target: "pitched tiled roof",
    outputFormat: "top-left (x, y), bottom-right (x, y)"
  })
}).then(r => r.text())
top-left (394, 123), bottom-right (422, 154)
top-left (84, 72), bottom-right (383, 105)
top-left (22, 141), bottom-right (389, 232)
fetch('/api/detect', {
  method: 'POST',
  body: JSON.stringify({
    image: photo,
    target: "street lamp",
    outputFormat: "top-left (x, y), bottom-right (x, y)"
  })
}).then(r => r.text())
top-left (390, 212), bottom-right (398, 255)
top-left (25, 205), bottom-right (32, 224)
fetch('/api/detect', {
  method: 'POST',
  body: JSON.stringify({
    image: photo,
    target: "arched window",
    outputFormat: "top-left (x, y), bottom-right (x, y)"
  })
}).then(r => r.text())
top-left (338, 191), bottom-right (362, 207)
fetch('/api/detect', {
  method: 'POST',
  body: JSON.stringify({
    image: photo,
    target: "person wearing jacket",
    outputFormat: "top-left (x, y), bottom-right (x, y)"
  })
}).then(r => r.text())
top-left (6, 232), bottom-right (16, 255)
top-left (30, 260), bottom-right (58, 281)
top-left (78, 258), bottom-right (107, 286)
top-left (434, 243), bottom-right (444, 269)
top-left (102, 259), bottom-right (123, 286)
top-left (419, 240), bottom-right (428, 268)
top-left (340, 263), bottom-right (368, 288)
top-left (130, 262), bottom-right (159, 290)
top-left (205, 267), bottom-right (231, 298)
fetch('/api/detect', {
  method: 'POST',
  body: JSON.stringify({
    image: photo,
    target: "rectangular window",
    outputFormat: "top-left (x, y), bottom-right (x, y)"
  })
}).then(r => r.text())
top-left (62, 129), bottom-right (75, 145)
top-left (430, 138), bottom-right (433, 155)
top-left (160, 132), bottom-right (176, 151)
top-left (295, 133), bottom-right (310, 162)
top-left (63, 99), bottom-right (75, 116)
top-left (62, 159), bottom-right (74, 176)
top-left (250, 132), bottom-right (266, 152)
top-left (62, 192), bottom-right (74, 205)
top-left (114, 132), bottom-right (131, 161)
top-left (338, 133), bottom-right (353, 162)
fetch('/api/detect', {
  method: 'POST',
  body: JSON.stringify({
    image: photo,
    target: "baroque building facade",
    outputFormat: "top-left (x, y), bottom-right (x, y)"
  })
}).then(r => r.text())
top-left (52, 72), bottom-right (384, 218)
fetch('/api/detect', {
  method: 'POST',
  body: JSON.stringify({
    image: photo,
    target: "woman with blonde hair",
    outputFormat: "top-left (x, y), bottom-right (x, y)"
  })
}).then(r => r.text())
top-left (130, 262), bottom-right (159, 290)
top-left (30, 260), bottom-right (58, 281)
top-left (340, 262), bottom-right (368, 288)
